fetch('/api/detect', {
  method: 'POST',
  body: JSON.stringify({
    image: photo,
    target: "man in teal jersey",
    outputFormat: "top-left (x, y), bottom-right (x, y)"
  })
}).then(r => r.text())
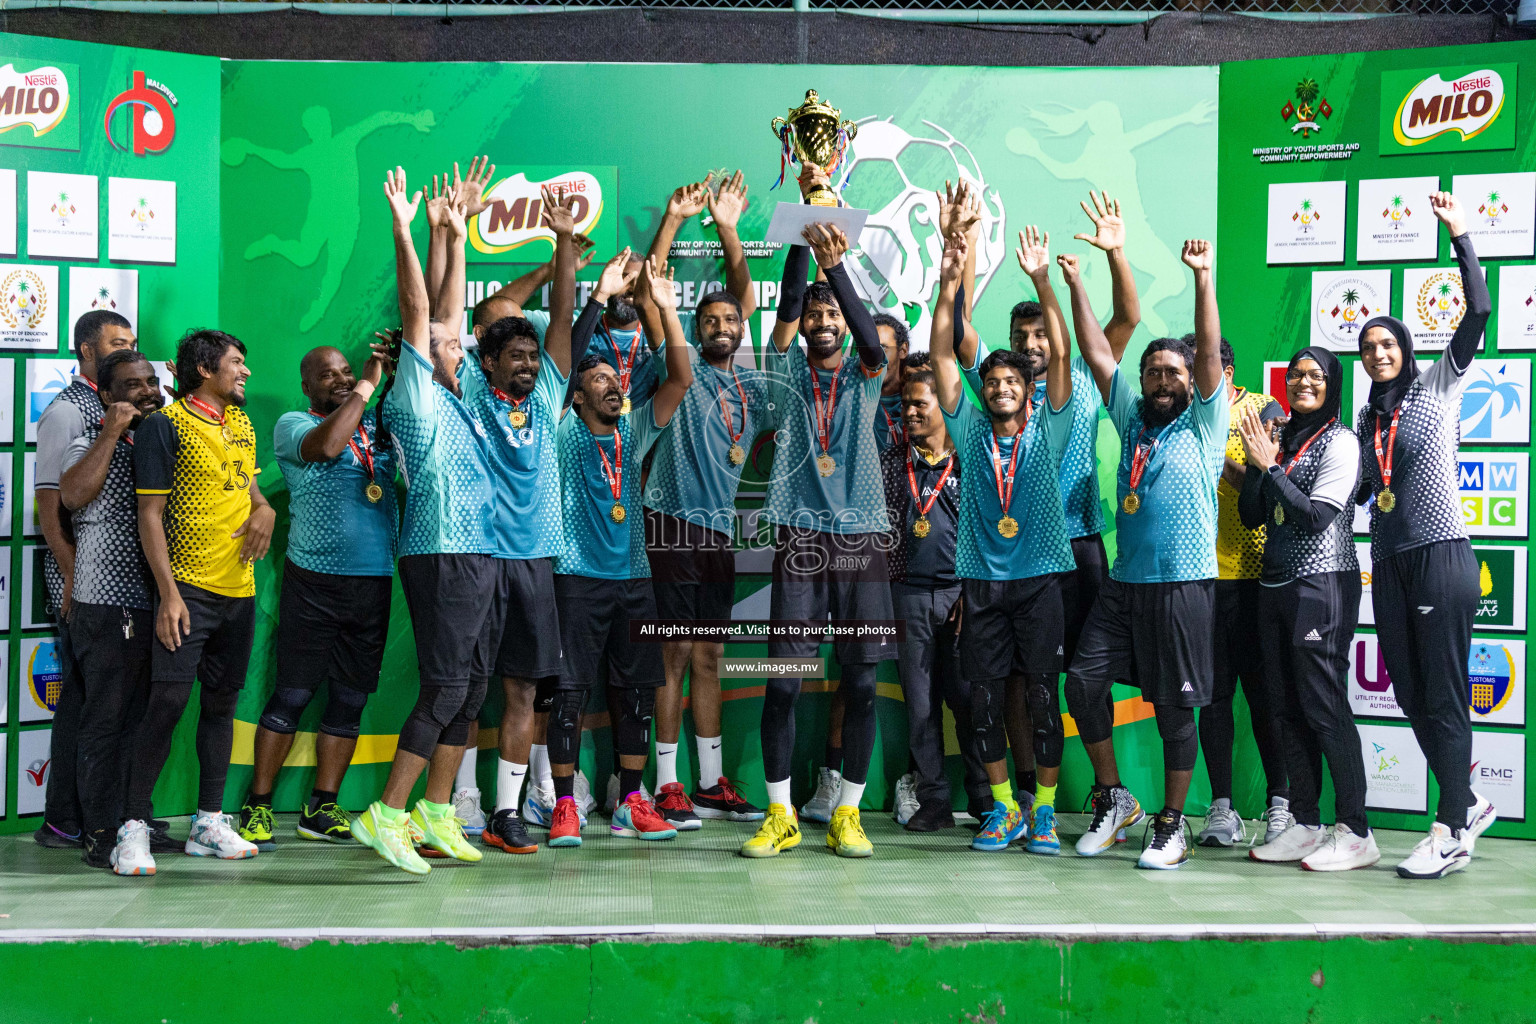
top-left (238, 342), bottom-right (397, 850)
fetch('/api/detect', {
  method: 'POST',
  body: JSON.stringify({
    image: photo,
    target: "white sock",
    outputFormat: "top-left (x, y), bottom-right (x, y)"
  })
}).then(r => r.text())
top-left (455, 748), bottom-right (478, 792)
top-left (837, 780), bottom-right (866, 810)
top-left (531, 744), bottom-right (552, 787)
top-left (196, 808), bottom-right (219, 821)
top-left (656, 742), bottom-right (679, 789)
top-left (696, 735), bottom-right (723, 788)
top-left (497, 759), bottom-right (528, 812)
top-left (766, 778), bottom-right (792, 808)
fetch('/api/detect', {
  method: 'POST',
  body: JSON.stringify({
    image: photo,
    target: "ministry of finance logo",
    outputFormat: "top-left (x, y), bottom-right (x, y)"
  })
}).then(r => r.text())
top-left (1281, 76), bottom-right (1332, 138)
top-left (0, 269), bottom-right (48, 330)
top-left (1381, 193), bottom-right (1414, 230)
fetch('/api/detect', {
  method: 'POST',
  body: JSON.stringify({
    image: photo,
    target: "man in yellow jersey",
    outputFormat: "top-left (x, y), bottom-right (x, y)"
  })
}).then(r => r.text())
top-left (110, 329), bottom-right (276, 877)
top-left (1198, 339), bottom-right (1290, 849)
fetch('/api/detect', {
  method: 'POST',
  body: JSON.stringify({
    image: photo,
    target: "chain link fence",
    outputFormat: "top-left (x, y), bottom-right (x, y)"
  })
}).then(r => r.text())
top-left (70, 0), bottom-right (1511, 12)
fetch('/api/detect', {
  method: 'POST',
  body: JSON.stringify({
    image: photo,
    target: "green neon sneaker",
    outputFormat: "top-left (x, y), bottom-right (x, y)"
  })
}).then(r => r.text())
top-left (297, 801), bottom-right (354, 844)
top-left (238, 800), bottom-right (276, 852)
top-left (411, 803), bottom-right (484, 863)
top-left (352, 802), bottom-right (430, 876)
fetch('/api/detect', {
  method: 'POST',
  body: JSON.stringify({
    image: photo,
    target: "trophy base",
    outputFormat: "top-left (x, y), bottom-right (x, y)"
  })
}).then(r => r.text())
top-left (765, 202), bottom-right (869, 246)
top-left (804, 189), bottom-right (840, 208)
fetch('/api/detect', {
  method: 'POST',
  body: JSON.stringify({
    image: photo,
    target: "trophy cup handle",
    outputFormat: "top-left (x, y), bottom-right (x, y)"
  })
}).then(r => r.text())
top-left (771, 116), bottom-right (788, 137)
top-left (840, 119), bottom-right (859, 142)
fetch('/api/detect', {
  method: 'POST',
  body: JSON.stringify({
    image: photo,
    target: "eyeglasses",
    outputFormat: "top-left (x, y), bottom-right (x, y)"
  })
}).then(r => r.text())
top-left (1285, 370), bottom-right (1327, 385)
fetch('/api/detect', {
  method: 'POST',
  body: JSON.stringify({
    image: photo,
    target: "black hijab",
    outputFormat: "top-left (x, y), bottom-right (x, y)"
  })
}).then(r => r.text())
top-left (1280, 346), bottom-right (1343, 458)
top-left (1360, 315), bottom-right (1418, 417)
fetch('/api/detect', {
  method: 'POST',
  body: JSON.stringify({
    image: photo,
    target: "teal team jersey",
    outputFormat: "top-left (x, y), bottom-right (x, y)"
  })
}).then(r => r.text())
top-left (964, 344), bottom-right (1105, 540)
top-left (942, 393), bottom-right (1074, 582)
top-left (555, 401), bottom-right (670, 580)
top-left (383, 344), bottom-right (497, 558)
top-left (524, 308), bottom-right (659, 406)
top-left (874, 392), bottom-right (905, 452)
top-left (274, 409), bottom-right (398, 576)
top-left (643, 345), bottom-right (772, 537)
top-left (1105, 367), bottom-right (1228, 584)
top-left (460, 352), bottom-right (566, 561)
top-left (761, 343), bottom-right (889, 535)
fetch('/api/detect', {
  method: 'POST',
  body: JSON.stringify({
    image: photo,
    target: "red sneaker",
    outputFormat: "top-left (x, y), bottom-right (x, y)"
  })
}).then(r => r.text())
top-left (655, 782), bottom-right (702, 831)
top-left (611, 792), bottom-right (678, 840)
top-left (548, 798), bottom-right (583, 848)
top-left (692, 777), bottom-right (766, 822)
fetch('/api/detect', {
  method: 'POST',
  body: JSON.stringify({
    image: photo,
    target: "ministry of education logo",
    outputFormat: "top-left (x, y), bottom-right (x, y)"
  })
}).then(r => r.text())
top-left (1, 268), bottom-right (48, 330)
top-left (1414, 270), bottom-right (1465, 332)
top-left (1281, 77), bottom-right (1332, 138)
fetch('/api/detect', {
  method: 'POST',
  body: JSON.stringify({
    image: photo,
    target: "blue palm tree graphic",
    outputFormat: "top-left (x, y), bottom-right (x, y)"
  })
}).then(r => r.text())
top-left (1462, 366), bottom-right (1523, 440)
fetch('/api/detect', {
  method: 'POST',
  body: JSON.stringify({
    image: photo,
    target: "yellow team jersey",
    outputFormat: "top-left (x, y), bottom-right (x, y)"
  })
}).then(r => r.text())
top-left (134, 398), bottom-right (260, 598)
top-left (1216, 387), bottom-right (1283, 581)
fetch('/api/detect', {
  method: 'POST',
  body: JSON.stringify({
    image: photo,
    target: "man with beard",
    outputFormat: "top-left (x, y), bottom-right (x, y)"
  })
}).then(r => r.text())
top-left (235, 341), bottom-right (397, 850)
top-left (113, 328), bottom-right (277, 876)
top-left (933, 228), bottom-right (1076, 855)
top-left (742, 165), bottom-right (894, 860)
top-left (58, 351), bottom-right (164, 868)
top-left (33, 309), bottom-right (139, 852)
top-left (1064, 238), bottom-right (1227, 871)
top-left (545, 252), bottom-right (693, 849)
top-left (349, 169), bottom-right (499, 875)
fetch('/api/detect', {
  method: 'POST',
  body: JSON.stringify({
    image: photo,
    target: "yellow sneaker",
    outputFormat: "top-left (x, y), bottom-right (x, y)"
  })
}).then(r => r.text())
top-left (827, 805), bottom-right (873, 858)
top-left (352, 803), bottom-right (430, 876)
top-left (411, 803), bottom-right (483, 863)
top-left (739, 803), bottom-right (802, 859)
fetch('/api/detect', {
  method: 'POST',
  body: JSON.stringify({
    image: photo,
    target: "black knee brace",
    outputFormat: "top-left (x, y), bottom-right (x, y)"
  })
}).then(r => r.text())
top-left (970, 677), bottom-right (1009, 763)
top-left (1024, 673), bottom-right (1064, 769)
top-left (1064, 671), bottom-right (1114, 745)
top-left (397, 681), bottom-right (470, 759)
top-left (1156, 704), bottom-right (1199, 772)
top-left (611, 685), bottom-right (654, 758)
top-left (318, 680), bottom-right (371, 740)
top-left (199, 686), bottom-right (240, 721)
top-left (258, 685), bottom-right (316, 735)
top-left (548, 688), bottom-right (586, 765)
top-left (441, 676), bottom-right (491, 747)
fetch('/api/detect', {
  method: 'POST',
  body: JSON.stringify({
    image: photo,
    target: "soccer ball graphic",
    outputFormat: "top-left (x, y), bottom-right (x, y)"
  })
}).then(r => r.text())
top-left (839, 119), bottom-right (1006, 350)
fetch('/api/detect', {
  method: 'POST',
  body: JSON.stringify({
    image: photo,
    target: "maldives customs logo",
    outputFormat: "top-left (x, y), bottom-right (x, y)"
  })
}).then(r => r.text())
top-left (27, 637), bottom-right (60, 713)
top-left (1, 268), bottom-right (48, 331)
top-left (1281, 76), bottom-right (1331, 138)
top-left (1469, 642), bottom-right (1516, 718)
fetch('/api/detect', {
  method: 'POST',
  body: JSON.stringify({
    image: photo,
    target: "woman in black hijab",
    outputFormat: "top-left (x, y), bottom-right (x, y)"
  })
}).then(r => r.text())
top-left (1237, 345), bottom-right (1372, 871)
top-left (1355, 191), bottom-right (1495, 880)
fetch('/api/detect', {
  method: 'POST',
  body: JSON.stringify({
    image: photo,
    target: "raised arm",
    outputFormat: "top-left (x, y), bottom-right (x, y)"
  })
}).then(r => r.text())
top-left (706, 170), bottom-right (756, 318)
top-left (1058, 253), bottom-right (1115, 404)
top-left (1182, 239), bottom-right (1223, 400)
top-left (805, 224), bottom-right (883, 372)
top-left (438, 187), bottom-right (470, 341)
top-left (60, 404), bottom-right (137, 511)
top-left (930, 233), bottom-right (969, 414)
top-left (575, 248), bottom-right (641, 371)
top-left (385, 168), bottom-right (429, 357)
top-left (299, 343), bottom-right (390, 463)
top-left (771, 244), bottom-right (810, 353)
top-left (1074, 191), bottom-right (1140, 360)
top-left (542, 185), bottom-right (582, 377)
top-left (1017, 226), bottom-right (1070, 411)
top-left (424, 174), bottom-right (452, 319)
top-left (1431, 191), bottom-right (1491, 374)
top-left (647, 178), bottom-right (711, 266)
top-left (644, 257), bottom-right (695, 428)
top-left (937, 180), bottom-right (983, 323)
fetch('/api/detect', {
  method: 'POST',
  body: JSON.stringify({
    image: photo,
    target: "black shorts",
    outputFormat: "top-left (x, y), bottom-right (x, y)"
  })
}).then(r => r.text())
top-left (768, 526), bottom-right (897, 663)
top-left (470, 557), bottom-right (563, 683)
top-left (959, 575), bottom-right (1065, 683)
top-left (276, 560), bottom-right (392, 700)
top-left (151, 581), bottom-right (256, 689)
top-left (398, 553), bottom-right (497, 688)
top-left (1212, 577), bottom-right (1263, 702)
top-left (645, 508), bottom-right (736, 624)
top-left (1070, 576), bottom-right (1215, 708)
top-left (553, 574), bottom-right (664, 690)
top-left (1062, 533), bottom-right (1109, 668)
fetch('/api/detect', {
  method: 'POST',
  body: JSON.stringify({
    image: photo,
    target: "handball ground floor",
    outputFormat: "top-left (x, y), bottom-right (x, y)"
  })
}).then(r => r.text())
top-left (2, 809), bottom-right (1535, 1023)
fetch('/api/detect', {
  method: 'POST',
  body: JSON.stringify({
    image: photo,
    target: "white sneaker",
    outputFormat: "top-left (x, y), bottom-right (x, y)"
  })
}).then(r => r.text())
top-left (1263, 796), bottom-right (1295, 843)
top-left (453, 786), bottom-right (486, 836)
top-left (1396, 822), bottom-right (1470, 880)
top-left (110, 819), bottom-right (156, 877)
top-left (574, 771), bottom-right (596, 822)
top-left (522, 780), bottom-right (556, 828)
top-left (1197, 798), bottom-right (1247, 847)
top-left (1302, 823), bottom-right (1381, 872)
top-left (1137, 810), bottom-right (1189, 870)
top-left (1464, 792), bottom-right (1497, 853)
top-left (603, 774), bottom-right (652, 815)
top-left (892, 772), bottom-right (919, 826)
top-left (1249, 822), bottom-right (1328, 863)
top-left (1076, 786), bottom-right (1144, 857)
top-left (185, 811), bottom-right (259, 859)
top-left (800, 767), bottom-right (842, 824)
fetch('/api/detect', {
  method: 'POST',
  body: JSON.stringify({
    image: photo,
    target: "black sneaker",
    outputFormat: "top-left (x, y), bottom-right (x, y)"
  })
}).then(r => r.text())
top-left (33, 821), bottom-right (82, 848)
top-left (147, 818), bottom-right (182, 854)
top-left (905, 799), bottom-right (956, 832)
top-left (1137, 810), bottom-right (1190, 871)
top-left (81, 828), bottom-right (115, 869)
top-left (483, 808), bottom-right (538, 854)
top-left (692, 777), bottom-right (765, 822)
top-left (655, 782), bottom-right (703, 831)
top-left (297, 801), bottom-right (354, 844)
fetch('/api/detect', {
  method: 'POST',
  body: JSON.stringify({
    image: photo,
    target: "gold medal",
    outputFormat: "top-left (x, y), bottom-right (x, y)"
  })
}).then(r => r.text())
top-left (912, 516), bottom-right (931, 539)
top-left (997, 515), bottom-right (1019, 539)
top-left (621, 396), bottom-right (632, 416)
top-left (1273, 504), bottom-right (1284, 525)
top-left (366, 482), bottom-right (384, 504)
top-left (728, 443), bottom-right (746, 466)
top-left (508, 409), bottom-right (528, 429)
top-left (221, 423), bottom-right (234, 444)
top-left (1377, 487), bottom-right (1396, 513)
top-left (816, 453), bottom-right (836, 477)
top-left (611, 502), bottom-right (627, 523)
top-left (1122, 493), bottom-right (1141, 515)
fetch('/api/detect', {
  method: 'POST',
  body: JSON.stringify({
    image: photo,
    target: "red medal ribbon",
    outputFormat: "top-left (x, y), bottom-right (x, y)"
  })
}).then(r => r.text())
top-left (186, 394), bottom-right (226, 426)
top-left (906, 447), bottom-right (955, 519)
top-left (308, 408), bottom-right (375, 482)
top-left (716, 366), bottom-right (747, 444)
top-left (1373, 410), bottom-right (1401, 490)
top-left (598, 323), bottom-right (644, 397)
top-left (491, 384), bottom-right (529, 419)
top-left (810, 367), bottom-right (840, 455)
top-left (81, 376), bottom-right (99, 393)
top-left (882, 403), bottom-right (905, 447)
top-left (990, 427), bottom-right (1024, 517)
top-left (595, 428), bottom-right (624, 505)
top-left (1279, 418), bottom-right (1335, 477)
top-left (1128, 427), bottom-right (1159, 493)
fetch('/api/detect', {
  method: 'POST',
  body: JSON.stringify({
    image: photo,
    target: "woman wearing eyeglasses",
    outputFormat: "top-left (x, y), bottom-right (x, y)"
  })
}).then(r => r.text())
top-left (1236, 346), bottom-right (1373, 871)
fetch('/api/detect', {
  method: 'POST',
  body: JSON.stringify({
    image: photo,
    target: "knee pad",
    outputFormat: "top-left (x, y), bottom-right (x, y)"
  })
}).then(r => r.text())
top-left (460, 677), bottom-right (490, 724)
top-left (1025, 675), bottom-right (1065, 768)
top-left (612, 686), bottom-right (654, 757)
top-left (548, 688), bottom-right (586, 764)
top-left (417, 681), bottom-right (469, 732)
top-left (969, 678), bottom-right (1008, 763)
top-left (317, 681), bottom-right (370, 740)
top-left (258, 686), bottom-right (314, 735)
top-left (199, 686), bottom-right (240, 720)
top-left (1064, 672), bottom-right (1113, 745)
top-left (1156, 705), bottom-right (1199, 772)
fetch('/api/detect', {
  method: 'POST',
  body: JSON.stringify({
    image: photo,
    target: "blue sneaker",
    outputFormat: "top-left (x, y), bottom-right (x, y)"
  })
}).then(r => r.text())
top-left (1025, 804), bottom-right (1061, 855)
top-left (610, 792), bottom-right (678, 841)
top-left (522, 781), bottom-right (555, 828)
top-left (970, 800), bottom-right (1026, 851)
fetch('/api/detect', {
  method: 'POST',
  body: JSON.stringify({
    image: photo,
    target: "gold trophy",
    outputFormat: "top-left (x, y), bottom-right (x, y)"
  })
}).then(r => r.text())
top-left (771, 89), bottom-right (859, 208)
